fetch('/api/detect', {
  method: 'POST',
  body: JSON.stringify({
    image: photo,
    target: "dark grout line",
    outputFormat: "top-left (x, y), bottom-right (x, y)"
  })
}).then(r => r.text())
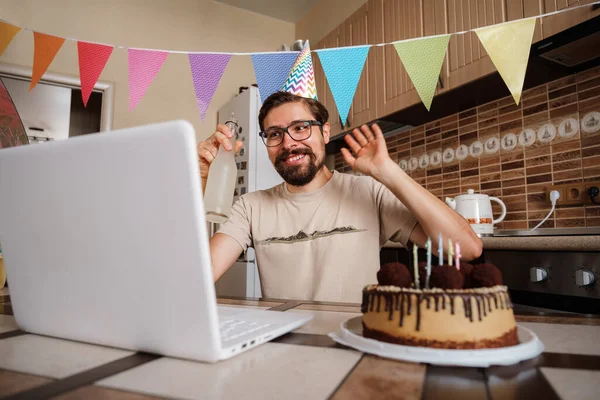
top-left (272, 332), bottom-right (351, 350)
top-left (0, 329), bottom-right (25, 340)
top-left (327, 354), bottom-right (365, 400)
top-left (2, 352), bottom-right (160, 400)
top-left (540, 352), bottom-right (600, 370)
top-left (268, 300), bottom-right (304, 311)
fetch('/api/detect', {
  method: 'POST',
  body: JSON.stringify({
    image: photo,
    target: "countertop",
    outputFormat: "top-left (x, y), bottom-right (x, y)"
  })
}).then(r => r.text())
top-left (1, 287), bottom-right (599, 399)
top-left (383, 231), bottom-right (600, 251)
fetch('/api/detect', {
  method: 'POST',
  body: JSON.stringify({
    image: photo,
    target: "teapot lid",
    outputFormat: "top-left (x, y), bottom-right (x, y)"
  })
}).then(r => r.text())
top-left (467, 189), bottom-right (475, 194)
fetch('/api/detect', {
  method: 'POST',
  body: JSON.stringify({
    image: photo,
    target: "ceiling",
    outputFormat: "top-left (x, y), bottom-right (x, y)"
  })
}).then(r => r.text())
top-left (213, 0), bottom-right (320, 23)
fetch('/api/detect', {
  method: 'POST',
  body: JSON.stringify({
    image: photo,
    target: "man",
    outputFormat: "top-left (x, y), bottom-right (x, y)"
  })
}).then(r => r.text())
top-left (198, 91), bottom-right (482, 302)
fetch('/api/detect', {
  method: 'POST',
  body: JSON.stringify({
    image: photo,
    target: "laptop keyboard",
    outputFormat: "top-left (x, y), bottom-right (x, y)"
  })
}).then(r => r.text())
top-left (219, 318), bottom-right (273, 342)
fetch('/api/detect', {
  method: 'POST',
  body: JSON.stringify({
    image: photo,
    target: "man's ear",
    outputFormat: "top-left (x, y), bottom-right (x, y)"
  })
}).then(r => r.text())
top-left (322, 122), bottom-right (331, 144)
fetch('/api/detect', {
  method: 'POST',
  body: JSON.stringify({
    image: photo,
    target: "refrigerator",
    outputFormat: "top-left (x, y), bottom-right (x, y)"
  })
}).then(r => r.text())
top-left (213, 86), bottom-right (283, 298)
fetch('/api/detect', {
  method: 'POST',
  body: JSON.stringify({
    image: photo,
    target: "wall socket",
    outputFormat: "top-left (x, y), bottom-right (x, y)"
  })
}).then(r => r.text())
top-left (548, 181), bottom-right (600, 205)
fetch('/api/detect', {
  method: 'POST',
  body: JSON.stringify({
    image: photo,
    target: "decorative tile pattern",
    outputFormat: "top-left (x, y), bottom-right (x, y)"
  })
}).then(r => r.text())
top-left (335, 66), bottom-right (600, 229)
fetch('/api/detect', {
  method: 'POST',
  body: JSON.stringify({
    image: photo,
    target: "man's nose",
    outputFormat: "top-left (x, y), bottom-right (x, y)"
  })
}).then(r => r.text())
top-left (281, 131), bottom-right (298, 149)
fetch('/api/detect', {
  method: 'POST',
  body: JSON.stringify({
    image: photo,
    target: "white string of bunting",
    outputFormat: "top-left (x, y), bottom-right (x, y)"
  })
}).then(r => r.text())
top-left (2, 1), bottom-right (597, 55)
top-left (0, 1), bottom-right (598, 123)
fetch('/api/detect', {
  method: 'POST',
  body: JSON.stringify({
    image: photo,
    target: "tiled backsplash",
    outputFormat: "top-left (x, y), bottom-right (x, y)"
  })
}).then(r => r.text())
top-left (334, 66), bottom-right (600, 230)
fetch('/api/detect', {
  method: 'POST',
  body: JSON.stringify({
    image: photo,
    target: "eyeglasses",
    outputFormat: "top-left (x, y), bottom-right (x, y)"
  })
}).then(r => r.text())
top-left (259, 120), bottom-right (322, 147)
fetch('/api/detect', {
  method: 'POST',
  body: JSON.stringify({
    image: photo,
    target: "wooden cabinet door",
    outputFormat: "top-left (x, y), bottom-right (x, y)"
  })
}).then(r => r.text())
top-left (312, 29), bottom-right (342, 137)
top-left (541, 0), bottom-right (600, 39)
top-left (348, 3), bottom-right (378, 133)
top-left (375, 0), bottom-right (454, 118)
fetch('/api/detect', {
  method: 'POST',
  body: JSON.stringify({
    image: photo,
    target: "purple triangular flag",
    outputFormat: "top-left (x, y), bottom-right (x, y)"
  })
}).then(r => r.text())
top-left (188, 53), bottom-right (231, 121)
top-left (251, 52), bottom-right (298, 103)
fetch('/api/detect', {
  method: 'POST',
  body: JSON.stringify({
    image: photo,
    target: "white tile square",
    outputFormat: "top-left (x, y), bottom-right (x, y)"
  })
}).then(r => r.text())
top-left (291, 310), bottom-right (360, 335)
top-left (542, 368), bottom-right (600, 400)
top-left (0, 315), bottom-right (18, 333)
top-left (520, 322), bottom-right (600, 355)
top-left (98, 343), bottom-right (361, 400)
top-left (0, 334), bottom-right (133, 378)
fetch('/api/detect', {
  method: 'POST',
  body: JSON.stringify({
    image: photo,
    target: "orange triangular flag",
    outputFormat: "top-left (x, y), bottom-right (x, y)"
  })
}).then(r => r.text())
top-left (30, 32), bottom-right (65, 91)
top-left (0, 22), bottom-right (21, 56)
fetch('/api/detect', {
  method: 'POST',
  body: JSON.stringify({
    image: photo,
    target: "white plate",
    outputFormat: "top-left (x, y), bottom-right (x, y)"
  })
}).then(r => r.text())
top-left (328, 316), bottom-right (544, 367)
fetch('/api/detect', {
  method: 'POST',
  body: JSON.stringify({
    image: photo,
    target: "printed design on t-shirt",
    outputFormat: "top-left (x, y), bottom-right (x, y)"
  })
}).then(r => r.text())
top-left (256, 226), bottom-right (366, 245)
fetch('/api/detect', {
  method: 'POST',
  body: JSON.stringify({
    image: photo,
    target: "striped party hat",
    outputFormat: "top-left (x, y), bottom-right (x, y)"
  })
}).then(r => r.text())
top-left (282, 41), bottom-right (317, 100)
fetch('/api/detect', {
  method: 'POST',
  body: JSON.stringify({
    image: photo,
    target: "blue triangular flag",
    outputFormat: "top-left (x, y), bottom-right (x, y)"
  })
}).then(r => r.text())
top-left (251, 52), bottom-right (299, 104)
top-left (315, 46), bottom-right (370, 126)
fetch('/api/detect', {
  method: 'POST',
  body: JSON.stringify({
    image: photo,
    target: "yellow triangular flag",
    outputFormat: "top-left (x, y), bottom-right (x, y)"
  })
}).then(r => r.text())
top-left (393, 35), bottom-right (450, 111)
top-left (475, 18), bottom-right (536, 105)
top-left (0, 21), bottom-right (21, 56)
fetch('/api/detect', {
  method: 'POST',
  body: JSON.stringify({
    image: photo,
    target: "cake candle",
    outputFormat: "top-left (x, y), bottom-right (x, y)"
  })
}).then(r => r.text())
top-left (455, 242), bottom-right (461, 271)
top-left (425, 237), bottom-right (432, 289)
top-left (412, 243), bottom-right (420, 289)
top-left (438, 233), bottom-right (443, 266)
top-left (448, 238), bottom-right (454, 267)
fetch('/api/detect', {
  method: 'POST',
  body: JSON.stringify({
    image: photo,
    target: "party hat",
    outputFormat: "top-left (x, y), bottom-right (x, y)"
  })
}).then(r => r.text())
top-left (282, 40), bottom-right (317, 100)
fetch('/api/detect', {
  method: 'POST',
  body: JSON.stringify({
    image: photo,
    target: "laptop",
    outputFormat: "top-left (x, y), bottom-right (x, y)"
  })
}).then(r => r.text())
top-left (0, 119), bottom-right (312, 363)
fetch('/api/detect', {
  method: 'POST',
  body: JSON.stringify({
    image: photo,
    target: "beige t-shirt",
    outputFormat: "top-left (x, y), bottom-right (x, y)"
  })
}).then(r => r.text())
top-left (217, 171), bottom-right (418, 303)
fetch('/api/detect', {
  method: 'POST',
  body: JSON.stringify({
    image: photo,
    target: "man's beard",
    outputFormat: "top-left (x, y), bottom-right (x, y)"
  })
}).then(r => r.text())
top-left (275, 147), bottom-right (323, 187)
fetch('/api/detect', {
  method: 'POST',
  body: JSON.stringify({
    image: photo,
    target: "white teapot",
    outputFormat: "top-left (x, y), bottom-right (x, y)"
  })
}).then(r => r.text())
top-left (445, 189), bottom-right (507, 236)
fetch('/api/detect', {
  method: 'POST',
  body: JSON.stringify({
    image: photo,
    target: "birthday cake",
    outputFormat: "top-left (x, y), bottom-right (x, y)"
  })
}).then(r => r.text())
top-left (361, 261), bottom-right (519, 349)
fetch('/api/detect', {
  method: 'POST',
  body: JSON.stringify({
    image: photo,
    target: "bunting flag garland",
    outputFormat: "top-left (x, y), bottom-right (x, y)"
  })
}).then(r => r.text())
top-left (315, 46), bottom-right (370, 126)
top-left (0, 2), bottom-right (594, 121)
top-left (282, 41), bottom-right (317, 100)
top-left (30, 32), bottom-right (65, 91)
top-left (474, 18), bottom-right (537, 105)
top-left (251, 52), bottom-right (298, 104)
top-left (77, 41), bottom-right (114, 107)
top-left (188, 53), bottom-right (231, 121)
top-left (393, 35), bottom-right (451, 111)
top-left (0, 22), bottom-right (21, 56)
top-left (128, 49), bottom-right (168, 111)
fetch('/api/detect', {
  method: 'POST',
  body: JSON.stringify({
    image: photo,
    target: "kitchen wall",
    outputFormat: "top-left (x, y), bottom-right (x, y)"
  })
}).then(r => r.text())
top-left (334, 65), bottom-right (600, 230)
top-left (295, 0), bottom-right (367, 45)
top-left (0, 0), bottom-right (295, 141)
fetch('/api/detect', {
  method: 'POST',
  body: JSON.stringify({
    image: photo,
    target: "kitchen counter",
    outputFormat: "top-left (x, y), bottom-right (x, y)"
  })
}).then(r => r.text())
top-left (384, 228), bottom-right (600, 251)
top-left (1, 289), bottom-right (599, 399)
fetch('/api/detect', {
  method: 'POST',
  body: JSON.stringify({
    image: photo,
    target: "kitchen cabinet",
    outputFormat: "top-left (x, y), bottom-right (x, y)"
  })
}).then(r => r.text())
top-left (316, 0), bottom-right (600, 139)
top-left (541, 0), bottom-right (600, 39)
top-left (313, 29), bottom-right (342, 137)
top-left (348, 3), bottom-right (378, 131)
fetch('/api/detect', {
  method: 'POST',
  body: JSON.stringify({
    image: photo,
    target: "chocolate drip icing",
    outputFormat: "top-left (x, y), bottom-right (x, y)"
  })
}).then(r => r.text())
top-left (362, 287), bottom-right (513, 332)
top-left (399, 293), bottom-right (405, 327)
top-left (416, 294), bottom-right (423, 331)
top-left (463, 297), bottom-right (473, 322)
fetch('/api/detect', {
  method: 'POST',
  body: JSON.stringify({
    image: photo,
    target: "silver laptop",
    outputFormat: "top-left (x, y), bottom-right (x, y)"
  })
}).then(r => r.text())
top-left (0, 120), bottom-right (312, 363)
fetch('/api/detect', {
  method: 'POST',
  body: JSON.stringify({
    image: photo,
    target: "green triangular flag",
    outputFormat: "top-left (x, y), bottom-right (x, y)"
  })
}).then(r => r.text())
top-left (393, 35), bottom-right (451, 111)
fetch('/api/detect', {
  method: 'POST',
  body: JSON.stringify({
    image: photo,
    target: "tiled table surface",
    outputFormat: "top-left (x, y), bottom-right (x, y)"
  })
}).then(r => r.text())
top-left (1, 288), bottom-right (599, 400)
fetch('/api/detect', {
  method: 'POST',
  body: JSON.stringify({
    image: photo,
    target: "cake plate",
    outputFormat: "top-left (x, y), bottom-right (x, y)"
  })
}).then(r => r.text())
top-left (328, 316), bottom-right (544, 367)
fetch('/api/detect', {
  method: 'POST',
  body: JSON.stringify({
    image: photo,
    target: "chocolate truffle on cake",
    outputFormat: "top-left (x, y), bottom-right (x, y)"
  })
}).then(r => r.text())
top-left (470, 263), bottom-right (503, 287)
top-left (377, 262), bottom-right (412, 288)
top-left (459, 262), bottom-right (474, 288)
top-left (429, 265), bottom-right (465, 289)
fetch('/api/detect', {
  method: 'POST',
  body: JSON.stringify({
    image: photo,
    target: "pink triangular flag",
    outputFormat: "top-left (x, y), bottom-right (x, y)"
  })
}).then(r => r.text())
top-left (188, 53), bottom-right (231, 121)
top-left (77, 41), bottom-right (113, 106)
top-left (128, 49), bottom-right (168, 111)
